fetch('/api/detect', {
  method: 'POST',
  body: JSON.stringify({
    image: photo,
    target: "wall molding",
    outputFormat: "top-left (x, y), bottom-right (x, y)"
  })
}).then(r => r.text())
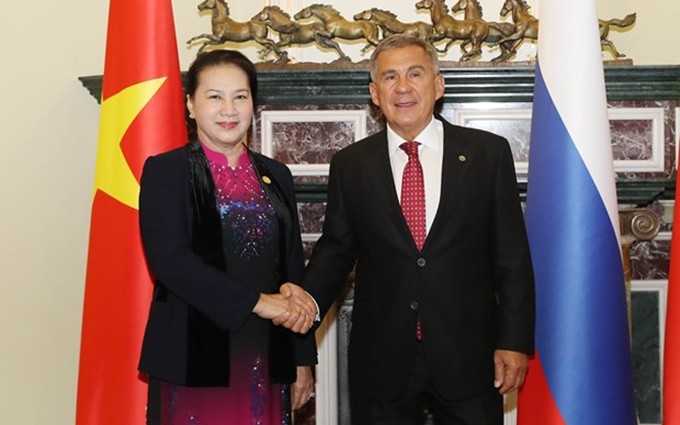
top-left (261, 110), bottom-right (367, 176)
top-left (79, 65), bottom-right (680, 205)
top-left (79, 65), bottom-right (680, 106)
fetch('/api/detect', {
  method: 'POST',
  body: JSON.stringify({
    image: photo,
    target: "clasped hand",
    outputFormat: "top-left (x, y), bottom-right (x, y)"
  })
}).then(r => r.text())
top-left (252, 282), bottom-right (317, 334)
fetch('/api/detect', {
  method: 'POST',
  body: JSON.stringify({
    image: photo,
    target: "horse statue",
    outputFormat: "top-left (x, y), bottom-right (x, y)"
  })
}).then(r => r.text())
top-left (293, 4), bottom-right (380, 54)
top-left (492, 0), bottom-right (538, 54)
top-left (496, 0), bottom-right (635, 59)
top-left (450, 0), bottom-right (517, 62)
top-left (599, 13), bottom-right (636, 58)
top-left (415, 0), bottom-right (489, 61)
top-left (352, 8), bottom-right (434, 43)
top-left (186, 0), bottom-right (283, 58)
top-left (253, 6), bottom-right (350, 61)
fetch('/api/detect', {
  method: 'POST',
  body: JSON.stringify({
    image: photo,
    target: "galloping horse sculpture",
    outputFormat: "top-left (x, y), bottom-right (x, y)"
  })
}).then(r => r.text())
top-left (186, 0), bottom-right (282, 57)
top-left (186, 1), bottom-right (637, 63)
top-left (253, 6), bottom-right (350, 61)
top-left (353, 8), bottom-right (434, 43)
top-left (294, 4), bottom-right (380, 54)
top-left (599, 13), bottom-right (636, 58)
top-left (451, 0), bottom-right (517, 62)
top-left (496, 0), bottom-right (636, 59)
top-left (494, 0), bottom-right (538, 54)
top-left (415, 0), bottom-right (489, 61)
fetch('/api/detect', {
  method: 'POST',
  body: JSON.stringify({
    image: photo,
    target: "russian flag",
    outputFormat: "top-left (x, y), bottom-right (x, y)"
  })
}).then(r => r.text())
top-left (517, 1), bottom-right (637, 424)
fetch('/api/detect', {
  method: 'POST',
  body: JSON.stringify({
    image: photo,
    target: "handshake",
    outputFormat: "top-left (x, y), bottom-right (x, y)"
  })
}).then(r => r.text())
top-left (252, 282), bottom-right (318, 334)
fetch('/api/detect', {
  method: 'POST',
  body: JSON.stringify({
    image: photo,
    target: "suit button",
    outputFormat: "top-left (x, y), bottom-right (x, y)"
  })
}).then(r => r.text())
top-left (417, 257), bottom-right (426, 267)
top-left (410, 301), bottom-right (419, 311)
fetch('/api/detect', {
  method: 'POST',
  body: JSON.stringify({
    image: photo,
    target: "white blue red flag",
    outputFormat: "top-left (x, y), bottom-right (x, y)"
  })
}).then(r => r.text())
top-left (517, 0), bottom-right (637, 424)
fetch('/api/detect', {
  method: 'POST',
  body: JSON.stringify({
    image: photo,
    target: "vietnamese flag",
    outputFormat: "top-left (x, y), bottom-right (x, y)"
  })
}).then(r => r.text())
top-left (665, 160), bottom-right (680, 424)
top-left (76, 0), bottom-right (187, 423)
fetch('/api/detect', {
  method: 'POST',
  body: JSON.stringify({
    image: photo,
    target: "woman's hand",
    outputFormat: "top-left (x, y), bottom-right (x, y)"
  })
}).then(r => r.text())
top-left (291, 366), bottom-right (315, 410)
top-left (252, 285), bottom-right (316, 334)
top-left (252, 293), bottom-right (288, 319)
top-left (272, 283), bottom-right (318, 333)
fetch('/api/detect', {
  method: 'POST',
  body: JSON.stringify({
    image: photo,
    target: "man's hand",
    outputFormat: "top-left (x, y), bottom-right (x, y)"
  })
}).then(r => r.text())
top-left (291, 366), bottom-right (315, 410)
top-left (493, 349), bottom-right (529, 394)
top-left (272, 282), bottom-right (317, 333)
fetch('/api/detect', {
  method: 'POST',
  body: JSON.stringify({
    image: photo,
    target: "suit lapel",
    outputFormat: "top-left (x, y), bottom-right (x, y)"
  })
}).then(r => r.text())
top-left (365, 132), bottom-right (417, 248)
top-left (427, 122), bottom-right (475, 242)
top-left (365, 122), bottom-right (476, 251)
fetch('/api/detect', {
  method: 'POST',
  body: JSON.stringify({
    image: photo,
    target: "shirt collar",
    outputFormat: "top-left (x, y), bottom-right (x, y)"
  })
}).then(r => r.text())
top-left (200, 141), bottom-right (249, 168)
top-left (387, 117), bottom-right (441, 157)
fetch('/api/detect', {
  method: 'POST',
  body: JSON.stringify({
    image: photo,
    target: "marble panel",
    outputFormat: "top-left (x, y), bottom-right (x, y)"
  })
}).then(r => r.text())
top-left (254, 104), bottom-right (383, 138)
top-left (646, 200), bottom-right (673, 233)
top-left (442, 103), bottom-right (532, 179)
top-left (465, 118), bottom-right (531, 161)
top-left (631, 240), bottom-right (671, 280)
top-left (293, 175), bottom-right (329, 186)
top-left (251, 105), bottom-right (386, 179)
top-left (298, 203), bottom-right (326, 235)
top-left (632, 290), bottom-right (661, 423)
top-left (610, 100), bottom-right (680, 180)
top-left (610, 119), bottom-right (654, 161)
top-left (259, 110), bottom-right (367, 175)
top-left (438, 101), bottom-right (679, 180)
top-left (270, 119), bottom-right (357, 165)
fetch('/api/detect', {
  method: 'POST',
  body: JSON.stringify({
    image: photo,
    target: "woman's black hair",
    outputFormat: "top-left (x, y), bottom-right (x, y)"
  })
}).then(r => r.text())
top-left (184, 49), bottom-right (258, 139)
top-left (185, 50), bottom-right (258, 212)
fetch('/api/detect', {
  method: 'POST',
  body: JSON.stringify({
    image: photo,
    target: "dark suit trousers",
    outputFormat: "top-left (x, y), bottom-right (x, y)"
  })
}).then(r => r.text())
top-left (351, 343), bottom-right (503, 425)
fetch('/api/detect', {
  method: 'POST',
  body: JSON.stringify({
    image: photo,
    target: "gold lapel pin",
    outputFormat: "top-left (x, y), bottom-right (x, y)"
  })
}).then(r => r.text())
top-left (262, 176), bottom-right (272, 184)
top-left (458, 155), bottom-right (467, 162)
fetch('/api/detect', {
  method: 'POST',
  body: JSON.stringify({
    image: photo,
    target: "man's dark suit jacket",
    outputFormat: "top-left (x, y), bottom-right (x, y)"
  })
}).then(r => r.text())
top-left (137, 144), bottom-right (316, 387)
top-left (304, 117), bottom-right (535, 402)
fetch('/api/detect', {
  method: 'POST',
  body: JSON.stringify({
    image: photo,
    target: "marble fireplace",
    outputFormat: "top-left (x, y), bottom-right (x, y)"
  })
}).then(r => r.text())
top-left (81, 63), bottom-right (680, 425)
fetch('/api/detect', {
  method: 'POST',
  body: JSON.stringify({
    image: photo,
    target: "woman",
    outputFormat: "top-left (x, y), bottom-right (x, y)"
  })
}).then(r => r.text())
top-left (138, 49), bottom-right (317, 424)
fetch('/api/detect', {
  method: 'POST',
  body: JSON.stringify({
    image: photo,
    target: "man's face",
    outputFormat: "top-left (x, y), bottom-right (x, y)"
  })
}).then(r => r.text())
top-left (369, 45), bottom-right (445, 141)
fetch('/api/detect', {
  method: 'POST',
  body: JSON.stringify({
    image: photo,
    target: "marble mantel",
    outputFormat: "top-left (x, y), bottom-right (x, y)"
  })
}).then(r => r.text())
top-left (80, 64), bottom-right (680, 104)
top-left (80, 63), bottom-right (680, 425)
top-left (80, 64), bottom-right (680, 205)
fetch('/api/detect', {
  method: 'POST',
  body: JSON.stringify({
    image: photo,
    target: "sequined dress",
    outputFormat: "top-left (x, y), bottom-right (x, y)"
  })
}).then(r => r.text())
top-left (153, 148), bottom-right (290, 425)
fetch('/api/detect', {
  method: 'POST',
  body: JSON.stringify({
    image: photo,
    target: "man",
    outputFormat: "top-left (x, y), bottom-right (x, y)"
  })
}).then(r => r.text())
top-left (282, 34), bottom-right (535, 424)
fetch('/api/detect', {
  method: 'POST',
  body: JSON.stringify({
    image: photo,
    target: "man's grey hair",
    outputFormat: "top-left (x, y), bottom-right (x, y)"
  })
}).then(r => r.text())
top-left (369, 34), bottom-right (441, 82)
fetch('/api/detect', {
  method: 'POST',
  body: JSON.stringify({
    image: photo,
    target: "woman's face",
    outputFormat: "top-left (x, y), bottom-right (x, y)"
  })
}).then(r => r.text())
top-left (187, 64), bottom-right (254, 153)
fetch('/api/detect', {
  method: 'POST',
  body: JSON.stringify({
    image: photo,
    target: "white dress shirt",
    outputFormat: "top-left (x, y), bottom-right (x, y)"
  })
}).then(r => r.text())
top-left (387, 117), bottom-right (444, 234)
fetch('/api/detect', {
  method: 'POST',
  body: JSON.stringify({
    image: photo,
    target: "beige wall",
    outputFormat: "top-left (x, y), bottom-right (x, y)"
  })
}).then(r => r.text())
top-left (0, 0), bottom-right (676, 423)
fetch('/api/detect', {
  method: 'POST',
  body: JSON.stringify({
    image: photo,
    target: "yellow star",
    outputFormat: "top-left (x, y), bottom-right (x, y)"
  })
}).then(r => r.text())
top-left (94, 77), bottom-right (167, 210)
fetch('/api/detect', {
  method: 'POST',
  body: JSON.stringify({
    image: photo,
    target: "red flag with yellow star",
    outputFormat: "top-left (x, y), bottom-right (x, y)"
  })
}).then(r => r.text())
top-left (76, 0), bottom-right (186, 423)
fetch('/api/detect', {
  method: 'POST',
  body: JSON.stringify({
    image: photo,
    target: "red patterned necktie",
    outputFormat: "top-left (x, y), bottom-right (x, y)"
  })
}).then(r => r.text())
top-left (400, 141), bottom-right (426, 341)
top-left (400, 141), bottom-right (426, 250)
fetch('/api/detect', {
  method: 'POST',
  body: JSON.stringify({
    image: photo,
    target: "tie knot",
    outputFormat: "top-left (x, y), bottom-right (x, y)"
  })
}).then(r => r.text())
top-left (400, 141), bottom-right (420, 158)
